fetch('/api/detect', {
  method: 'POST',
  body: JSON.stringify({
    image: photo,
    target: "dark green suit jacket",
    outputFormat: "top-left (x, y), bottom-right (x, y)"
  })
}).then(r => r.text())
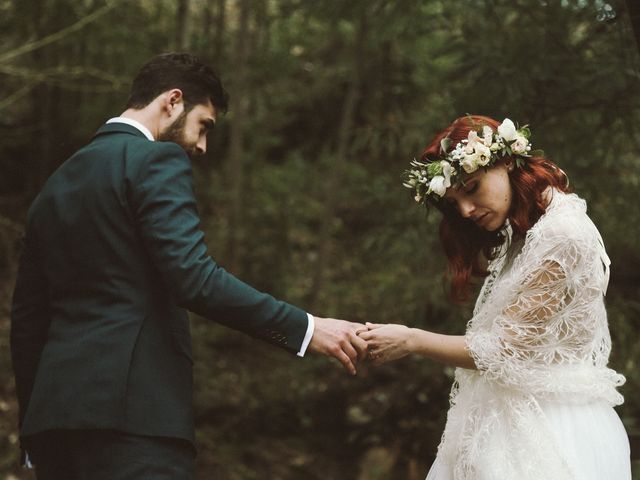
top-left (10, 122), bottom-right (309, 448)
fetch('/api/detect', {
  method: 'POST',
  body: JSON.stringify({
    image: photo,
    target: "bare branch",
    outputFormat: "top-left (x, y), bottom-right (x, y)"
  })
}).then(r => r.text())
top-left (0, 1), bottom-right (122, 64)
top-left (0, 64), bottom-right (125, 88)
top-left (0, 82), bottom-right (38, 110)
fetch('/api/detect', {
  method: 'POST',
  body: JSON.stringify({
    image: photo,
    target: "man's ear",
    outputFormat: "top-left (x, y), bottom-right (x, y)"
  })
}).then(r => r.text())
top-left (164, 89), bottom-right (184, 115)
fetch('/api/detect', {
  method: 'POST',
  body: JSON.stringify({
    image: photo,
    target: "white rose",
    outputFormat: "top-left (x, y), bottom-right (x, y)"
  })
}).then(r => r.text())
top-left (511, 134), bottom-right (529, 154)
top-left (461, 154), bottom-right (479, 174)
top-left (474, 143), bottom-right (492, 166)
top-left (428, 175), bottom-right (447, 197)
top-left (497, 118), bottom-right (518, 142)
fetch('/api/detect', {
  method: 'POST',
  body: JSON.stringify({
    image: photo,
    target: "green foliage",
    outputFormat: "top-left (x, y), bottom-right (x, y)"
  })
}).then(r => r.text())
top-left (1, 0), bottom-right (639, 478)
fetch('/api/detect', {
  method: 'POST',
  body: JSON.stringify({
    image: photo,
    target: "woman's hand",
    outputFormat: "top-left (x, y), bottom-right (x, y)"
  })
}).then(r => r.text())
top-left (358, 322), bottom-right (415, 365)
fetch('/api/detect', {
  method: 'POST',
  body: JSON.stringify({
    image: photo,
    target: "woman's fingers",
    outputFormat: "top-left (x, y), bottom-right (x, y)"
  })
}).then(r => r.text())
top-left (369, 350), bottom-right (387, 365)
top-left (365, 322), bottom-right (384, 330)
top-left (349, 332), bottom-right (369, 361)
top-left (358, 330), bottom-right (374, 341)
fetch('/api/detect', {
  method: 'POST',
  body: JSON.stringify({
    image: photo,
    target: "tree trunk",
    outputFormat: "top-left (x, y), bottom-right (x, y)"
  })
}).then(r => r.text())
top-left (29, 0), bottom-right (53, 196)
top-left (175, 0), bottom-right (191, 50)
top-left (214, 0), bottom-right (227, 61)
top-left (226, 0), bottom-right (251, 273)
top-left (253, 0), bottom-right (270, 52)
top-left (306, 14), bottom-right (368, 311)
top-left (201, 0), bottom-right (214, 47)
top-left (624, 0), bottom-right (640, 52)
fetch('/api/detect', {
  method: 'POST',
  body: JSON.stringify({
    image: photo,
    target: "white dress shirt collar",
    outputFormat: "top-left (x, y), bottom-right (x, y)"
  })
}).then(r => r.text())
top-left (106, 117), bottom-right (155, 141)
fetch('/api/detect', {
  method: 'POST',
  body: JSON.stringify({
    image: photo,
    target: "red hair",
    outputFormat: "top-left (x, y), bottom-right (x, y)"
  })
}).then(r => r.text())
top-left (421, 115), bottom-right (570, 302)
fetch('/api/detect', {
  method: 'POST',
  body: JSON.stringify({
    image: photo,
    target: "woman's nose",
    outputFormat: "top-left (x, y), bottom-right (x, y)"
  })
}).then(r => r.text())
top-left (458, 199), bottom-right (475, 218)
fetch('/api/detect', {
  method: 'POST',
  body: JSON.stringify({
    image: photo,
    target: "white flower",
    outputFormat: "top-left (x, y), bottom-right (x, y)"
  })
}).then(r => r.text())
top-left (451, 144), bottom-right (466, 162)
top-left (482, 126), bottom-right (494, 146)
top-left (406, 118), bottom-right (535, 203)
top-left (465, 131), bottom-right (479, 153)
top-left (428, 175), bottom-right (447, 197)
top-left (474, 143), bottom-right (492, 166)
top-left (461, 154), bottom-right (479, 174)
top-left (510, 134), bottom-right (529, 154)
top-left (441, 161), bottom-right (454, 188)
top-left (497, 118), bottom-right (518, 142)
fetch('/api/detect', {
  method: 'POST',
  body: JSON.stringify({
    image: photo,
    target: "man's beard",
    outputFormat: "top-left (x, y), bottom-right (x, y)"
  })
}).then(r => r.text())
top-left (157, 112), bottom-right (198, 157)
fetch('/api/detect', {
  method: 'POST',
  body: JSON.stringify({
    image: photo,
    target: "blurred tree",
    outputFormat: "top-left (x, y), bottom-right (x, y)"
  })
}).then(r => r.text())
top-left (176, 0), bottom-right (192, 50)
top-left (226, 0), bottom-right (252, 272)
top-left (307, 4), bottom-right (367, 311)
top-left (1, 0), bottom-right (639, 478)
top-left (624, 0), bottom-right (640, 49)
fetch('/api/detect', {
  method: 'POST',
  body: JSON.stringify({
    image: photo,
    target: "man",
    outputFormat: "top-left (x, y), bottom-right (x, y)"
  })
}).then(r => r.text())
top-left (10, 52), bottom-right (367, 479)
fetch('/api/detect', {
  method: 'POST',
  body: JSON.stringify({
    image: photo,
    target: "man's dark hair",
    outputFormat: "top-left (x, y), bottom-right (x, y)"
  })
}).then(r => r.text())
top-left (125, 52), bottom-right (229, 113)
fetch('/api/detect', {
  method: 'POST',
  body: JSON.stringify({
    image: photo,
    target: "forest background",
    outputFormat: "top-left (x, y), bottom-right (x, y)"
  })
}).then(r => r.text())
top-left (0, 0), bottom-right (639, 479)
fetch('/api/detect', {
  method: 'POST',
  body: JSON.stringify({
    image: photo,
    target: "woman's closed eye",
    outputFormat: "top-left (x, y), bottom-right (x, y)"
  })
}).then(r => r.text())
top-left (463, 182), bottom-right (478, 194)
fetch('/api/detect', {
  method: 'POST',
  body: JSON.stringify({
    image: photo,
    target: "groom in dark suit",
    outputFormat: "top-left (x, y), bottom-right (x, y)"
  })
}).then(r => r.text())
top-left (10, 52), bottom-right (367, 479)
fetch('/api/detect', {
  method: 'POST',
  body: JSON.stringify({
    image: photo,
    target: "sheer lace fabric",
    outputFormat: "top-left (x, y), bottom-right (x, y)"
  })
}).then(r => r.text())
top-left (429, 191), bottom-right (629, 480)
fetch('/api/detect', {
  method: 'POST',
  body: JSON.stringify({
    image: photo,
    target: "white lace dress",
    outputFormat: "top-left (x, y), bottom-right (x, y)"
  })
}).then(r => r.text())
top-left (426, 191), bottom-right (631, 480)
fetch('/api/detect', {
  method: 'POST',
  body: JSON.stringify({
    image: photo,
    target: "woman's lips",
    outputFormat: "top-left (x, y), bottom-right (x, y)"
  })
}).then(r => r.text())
top-left (474, 212), bottom-right (489, 226)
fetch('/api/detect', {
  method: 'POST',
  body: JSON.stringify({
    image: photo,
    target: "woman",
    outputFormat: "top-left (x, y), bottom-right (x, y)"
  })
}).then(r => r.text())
top-left (359, 115), bottom-right (631, 479)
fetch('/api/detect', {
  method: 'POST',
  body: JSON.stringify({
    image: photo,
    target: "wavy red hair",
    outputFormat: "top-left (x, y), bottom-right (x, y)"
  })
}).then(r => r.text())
top-left (421, 115), bottom-right (570, 302)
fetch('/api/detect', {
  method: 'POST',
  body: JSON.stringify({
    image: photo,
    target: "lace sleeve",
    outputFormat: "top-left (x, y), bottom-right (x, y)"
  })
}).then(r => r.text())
top-left (469, 256), bottom-right (574, 374)
top-left (465, 208), bottom-right (621, 398)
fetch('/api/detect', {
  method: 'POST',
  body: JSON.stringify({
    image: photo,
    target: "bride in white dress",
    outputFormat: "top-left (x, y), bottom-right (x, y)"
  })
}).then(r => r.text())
top-left (359, 115), bottom-right (631, 479)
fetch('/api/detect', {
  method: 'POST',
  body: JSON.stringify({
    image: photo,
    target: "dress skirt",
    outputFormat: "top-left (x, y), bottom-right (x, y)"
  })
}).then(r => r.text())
top-left (425, 400), bottom-right (631, 480)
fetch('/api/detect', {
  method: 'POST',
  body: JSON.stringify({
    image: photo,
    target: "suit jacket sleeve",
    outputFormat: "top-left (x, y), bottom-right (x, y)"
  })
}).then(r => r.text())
top-left (10, 231), bottom-right (51, 428)
top-left (130, 142), bottom-right (309, 353)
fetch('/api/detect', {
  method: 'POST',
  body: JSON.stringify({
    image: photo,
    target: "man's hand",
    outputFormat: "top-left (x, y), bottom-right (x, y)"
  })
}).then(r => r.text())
top-left (307, 317), bottom-right (368, 375)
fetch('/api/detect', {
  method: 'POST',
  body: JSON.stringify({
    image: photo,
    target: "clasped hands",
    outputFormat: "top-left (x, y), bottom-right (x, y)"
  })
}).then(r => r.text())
top-left (308, 317), bottom-right (413, 375)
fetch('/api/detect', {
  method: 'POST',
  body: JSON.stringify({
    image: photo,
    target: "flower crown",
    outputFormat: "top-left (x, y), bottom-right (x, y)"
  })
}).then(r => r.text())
top-left (404, 118), bottom-right (542, 204)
